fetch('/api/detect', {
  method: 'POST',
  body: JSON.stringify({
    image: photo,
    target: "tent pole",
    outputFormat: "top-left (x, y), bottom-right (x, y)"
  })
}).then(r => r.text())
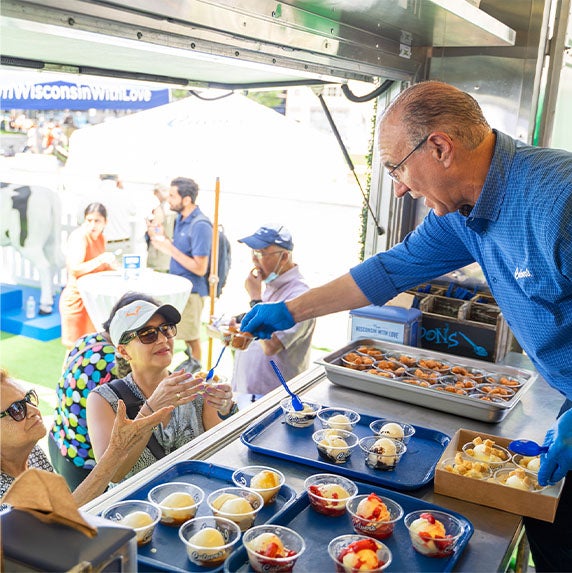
top-left (207, 177), bottom-right (221, 369)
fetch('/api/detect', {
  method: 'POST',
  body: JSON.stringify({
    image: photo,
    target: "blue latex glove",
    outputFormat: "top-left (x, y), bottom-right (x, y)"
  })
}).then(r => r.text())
top-left (538, 408), bottom-right (572, 486)
top-left (239, 301), bottom-right (295, 339)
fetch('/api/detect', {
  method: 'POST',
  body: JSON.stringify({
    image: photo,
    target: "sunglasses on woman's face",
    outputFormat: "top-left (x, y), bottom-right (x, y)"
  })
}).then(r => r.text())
top-left (0, 389), bottom-right (40, 422)
top-left (120, 323), bottom-right (177, 345)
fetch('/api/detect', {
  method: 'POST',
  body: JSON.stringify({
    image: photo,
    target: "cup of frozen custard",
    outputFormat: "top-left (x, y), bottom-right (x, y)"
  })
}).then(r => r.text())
top-left (102, 499), bottom-right (161, 546)
top-left (461, 437), bottom-right (511, 469)
top-left (493, 467), bottom-right (547, 492)
top-left (147, 482), bottom-right (204, 526)
top-left (304, 473), bottom-right (357, 517)
top-left (369, 419), bottom-right (415, 445)
top-left (243, 524), bottom-right (306, 573)
top-left (206, 486), bottom-right (263, 531)
top-left (178, 515), bottom-right (241, 567)
top-left (404, 510), bottom-right (465, 558)
top-left (328, 534), bottom-right (392, 572)
top-left (317, 407), bottom-right (360, 431)
top-left (346, 494), bottom-right (404, 540)
top-left (512, 454), bottom-right (541, 473)
top-left (359, 436), bottom-right (407, 471)
top-left (312, 428), bottom-right (359, 464)
top-left (280, 397), bottom-right (320, 428)
top-left (232, 465), bottom-right (285, 505)
top-left (440, 452), bottom-right (492, 480)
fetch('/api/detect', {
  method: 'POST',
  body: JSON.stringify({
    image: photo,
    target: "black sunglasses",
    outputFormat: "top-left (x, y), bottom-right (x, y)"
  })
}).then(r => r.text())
top-left (0, 389), bottom-right (40, 422)
top-left (120, 323), bottom-right (177, 345)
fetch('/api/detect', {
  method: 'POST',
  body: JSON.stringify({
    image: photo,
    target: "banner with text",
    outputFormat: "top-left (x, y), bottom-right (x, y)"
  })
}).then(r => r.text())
top-left (0, 80), bottom-right (170, 110)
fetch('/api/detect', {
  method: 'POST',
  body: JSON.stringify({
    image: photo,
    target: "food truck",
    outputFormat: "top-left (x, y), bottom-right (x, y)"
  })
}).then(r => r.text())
top-left (1, 1), bottom-right (570, 571)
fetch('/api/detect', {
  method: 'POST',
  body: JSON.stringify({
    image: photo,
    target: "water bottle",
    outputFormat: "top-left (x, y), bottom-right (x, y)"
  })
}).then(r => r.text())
top-left (26, 295), bottom-right (36, 319)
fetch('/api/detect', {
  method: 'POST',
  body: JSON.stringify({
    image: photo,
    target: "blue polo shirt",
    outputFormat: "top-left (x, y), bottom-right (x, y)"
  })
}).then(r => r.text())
top-left (170, 207), bottom-right (212, 296)
top-left (351, 130), bottom-right (572, 400)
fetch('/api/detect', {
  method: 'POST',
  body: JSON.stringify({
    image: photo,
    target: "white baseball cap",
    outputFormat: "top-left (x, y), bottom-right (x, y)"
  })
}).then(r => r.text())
top-left (109, 300), bottom-right (181, 346)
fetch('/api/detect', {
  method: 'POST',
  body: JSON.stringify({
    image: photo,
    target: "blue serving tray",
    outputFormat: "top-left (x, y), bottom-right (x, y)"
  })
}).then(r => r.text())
top-left (224, 481), bottom-right (473, 573)
top-left (241, 408), bottom-right (450, 491)
top-left (117, 460), bottom-right (297, 573)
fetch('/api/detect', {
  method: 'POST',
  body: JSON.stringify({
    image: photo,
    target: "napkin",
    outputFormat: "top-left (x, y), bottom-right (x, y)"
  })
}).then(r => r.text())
top-left (3, 469), bottom-right (98, 538)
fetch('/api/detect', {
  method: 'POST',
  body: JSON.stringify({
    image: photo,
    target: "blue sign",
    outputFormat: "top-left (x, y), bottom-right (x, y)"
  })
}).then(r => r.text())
top-left (0, 80), bottom-right (170, 110)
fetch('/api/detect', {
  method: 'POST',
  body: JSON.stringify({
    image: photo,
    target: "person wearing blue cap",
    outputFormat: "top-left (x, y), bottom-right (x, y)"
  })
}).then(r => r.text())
top-left (231, 224), bottom-right (315, 407)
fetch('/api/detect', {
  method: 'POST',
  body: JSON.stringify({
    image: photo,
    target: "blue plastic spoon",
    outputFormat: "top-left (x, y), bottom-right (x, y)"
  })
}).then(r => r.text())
top-left (205, 346), bottom-right (226, 382)
top-left (509, 439), bottom-right (549, 456)
top-left (270, 360), bottom-right (304, 411)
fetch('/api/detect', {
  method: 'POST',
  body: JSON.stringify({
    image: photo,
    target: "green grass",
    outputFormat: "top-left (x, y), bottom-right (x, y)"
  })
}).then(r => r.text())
top-left (1, 331), bottom-right (67, 389)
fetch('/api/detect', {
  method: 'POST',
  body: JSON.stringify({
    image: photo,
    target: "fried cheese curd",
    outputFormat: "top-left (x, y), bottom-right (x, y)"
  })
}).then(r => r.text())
top-left (342, 352), bottom-right (375, 370)
top-left (356, 346), bottom-right (385, 360)
top-left (444, 452), bottom-right (490, 479)
top-left (465, 436), bottom-right (507, 463)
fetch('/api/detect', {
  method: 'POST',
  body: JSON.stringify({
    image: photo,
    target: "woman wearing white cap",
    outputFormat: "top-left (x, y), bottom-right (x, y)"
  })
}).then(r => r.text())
top-left (86, 295), bottom-right (235, 483)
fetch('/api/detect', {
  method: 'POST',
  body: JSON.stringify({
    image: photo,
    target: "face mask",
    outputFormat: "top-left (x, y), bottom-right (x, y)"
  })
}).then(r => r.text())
top-left (264, 253), bottom-right (284, 284)
top-left (264, 272), bottom-right (279, 284)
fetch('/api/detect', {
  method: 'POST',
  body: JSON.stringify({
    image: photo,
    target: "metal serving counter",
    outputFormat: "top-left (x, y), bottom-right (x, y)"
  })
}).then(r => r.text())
top-left (84, 352), bottom-right (565, 572)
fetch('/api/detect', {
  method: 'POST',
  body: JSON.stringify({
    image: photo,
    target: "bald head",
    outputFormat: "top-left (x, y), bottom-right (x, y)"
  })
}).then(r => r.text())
top-left (381, 81), bottom-right (490, 150)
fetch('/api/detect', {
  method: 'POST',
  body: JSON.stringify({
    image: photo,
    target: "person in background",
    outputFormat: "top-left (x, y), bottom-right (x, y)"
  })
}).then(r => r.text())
top-left (231, 224), bottom-right (315, 407)
top-left (96, 174), bottom-right (134, 253)
top-left (146, 184), bottom-right (176, 272)
top-left (48, 292), bottom-right (158, 491)
top-left (149, 177), bottom-right (212, 371)
top-left (59, 202), bottom-right (116, 349)
top-left (0, 369), bottom-right (171, 507)
top-left (239, 80), bottom-right (572, 572)
top-left (87, 297), bottom-right (236, 483)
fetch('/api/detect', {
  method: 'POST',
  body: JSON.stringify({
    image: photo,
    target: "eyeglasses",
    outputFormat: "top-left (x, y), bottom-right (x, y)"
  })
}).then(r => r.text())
top-left (387, 134), bottom-right (429, 183)
top-left (252, 250), bottom-right (282, 260)
top-left (120, 323), bottom-right (177, 345)
top-left (0, 389), bottom-right (39, 422)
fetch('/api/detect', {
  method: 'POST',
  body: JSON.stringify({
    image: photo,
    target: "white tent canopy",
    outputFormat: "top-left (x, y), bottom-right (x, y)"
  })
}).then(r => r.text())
top-left (64, 92), bottom-right (356, 205)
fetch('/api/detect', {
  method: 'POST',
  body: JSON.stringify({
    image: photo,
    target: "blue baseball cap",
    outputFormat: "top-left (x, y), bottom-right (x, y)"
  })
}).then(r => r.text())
top-left (238, 224), bottom-right (293, 251)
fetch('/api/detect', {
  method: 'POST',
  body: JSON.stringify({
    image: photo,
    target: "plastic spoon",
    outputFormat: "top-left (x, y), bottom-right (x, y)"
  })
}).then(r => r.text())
top-left (205, 346), bottom-right (226, 382)
top-left (270, 360), bottom-right (304, 411)
top-left (508, 439), bottom-right (549, 456)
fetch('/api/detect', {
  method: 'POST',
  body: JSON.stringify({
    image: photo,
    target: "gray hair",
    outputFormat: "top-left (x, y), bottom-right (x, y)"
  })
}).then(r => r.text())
top-left (383, 81), bottom-right (490, 149)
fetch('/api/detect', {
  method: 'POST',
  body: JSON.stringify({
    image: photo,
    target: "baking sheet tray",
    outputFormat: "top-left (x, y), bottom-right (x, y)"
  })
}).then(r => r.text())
top-left (112, 460), bottom-right (297, 573)
top-left (224, 481), bottom-right (473, 573)
top-left (316, 339), bottom-right (538, 423)
top-left (241, 407), bottom-right (450, 491)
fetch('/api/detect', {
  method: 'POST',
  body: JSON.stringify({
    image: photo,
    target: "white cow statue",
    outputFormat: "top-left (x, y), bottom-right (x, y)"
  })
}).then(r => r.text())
top-left (1, 182), bottom-right (65, 314)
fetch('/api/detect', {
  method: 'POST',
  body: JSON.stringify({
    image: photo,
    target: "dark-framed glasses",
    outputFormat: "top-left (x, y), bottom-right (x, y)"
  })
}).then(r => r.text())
top-left (120, 323), bottom-right (177, 345)
top-left (387, 134), bottom-right (429, 183)
top-left (0, 389), bottom-right (39, 422)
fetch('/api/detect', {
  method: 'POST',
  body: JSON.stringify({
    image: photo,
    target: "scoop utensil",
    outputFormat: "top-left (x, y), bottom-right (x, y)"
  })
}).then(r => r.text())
top-left (270, 359), bottom-right (304, 411)
top-left (205, 346), bottom-right (226, 382)
top-left (509, 439), bottom-right (549, 456)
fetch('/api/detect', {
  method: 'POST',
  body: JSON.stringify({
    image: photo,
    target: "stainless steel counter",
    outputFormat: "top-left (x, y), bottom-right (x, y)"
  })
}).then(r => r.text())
top-left (85, 353), bottom-right (565, 572)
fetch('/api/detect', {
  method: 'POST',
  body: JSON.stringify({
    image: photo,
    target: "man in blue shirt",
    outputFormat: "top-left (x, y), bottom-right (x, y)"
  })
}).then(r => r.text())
top-left (240, 81), bottom-right (572, 571)
top-left (150, 177), bottom-right (212, 367)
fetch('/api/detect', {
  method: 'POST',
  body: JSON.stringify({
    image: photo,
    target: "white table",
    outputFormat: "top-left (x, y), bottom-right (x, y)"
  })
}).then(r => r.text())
top-left (77, 270), bottom-right (192, 329)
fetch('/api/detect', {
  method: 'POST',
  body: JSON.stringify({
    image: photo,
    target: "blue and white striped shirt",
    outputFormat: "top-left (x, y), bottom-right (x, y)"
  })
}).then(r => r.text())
top-left (351, 130), bottom-right (572, 399)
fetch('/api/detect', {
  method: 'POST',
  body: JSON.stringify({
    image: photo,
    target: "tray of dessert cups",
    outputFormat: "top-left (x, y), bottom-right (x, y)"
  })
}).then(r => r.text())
top-left (224, 478), bottom-right (473, 573)
top-left (315, 339), bottom-right (538, 423)
top-left (100, 460), bottom-right (296, 573)
top-left (241, 405), bottom-right (450, 491)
